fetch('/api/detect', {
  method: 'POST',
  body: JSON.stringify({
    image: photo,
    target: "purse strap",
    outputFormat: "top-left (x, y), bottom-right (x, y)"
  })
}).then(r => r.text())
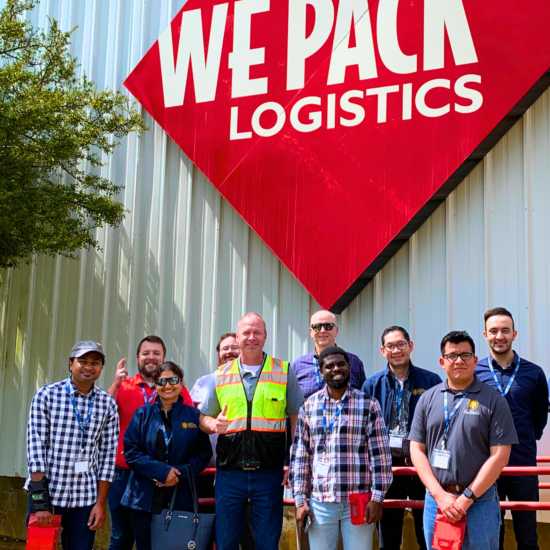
top-left (164, 464), bottom-right (201, 533)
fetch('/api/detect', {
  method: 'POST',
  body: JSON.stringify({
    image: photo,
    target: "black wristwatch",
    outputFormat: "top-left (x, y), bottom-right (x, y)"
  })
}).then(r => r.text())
top-left (462, 487), bottom-right (478, 502)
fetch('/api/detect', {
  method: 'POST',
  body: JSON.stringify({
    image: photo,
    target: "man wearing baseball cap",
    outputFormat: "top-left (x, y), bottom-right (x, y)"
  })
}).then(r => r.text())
top-left (25, 341), bottom-right (119, 550)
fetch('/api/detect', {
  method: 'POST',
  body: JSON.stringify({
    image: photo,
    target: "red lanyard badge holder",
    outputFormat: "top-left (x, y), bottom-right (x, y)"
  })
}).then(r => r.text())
top-left (432, 510), bottom-right (467, 550)
top-left (26, 514), bottom-right (61, 550)
top-left (349, 492), bottom-right (372, 525)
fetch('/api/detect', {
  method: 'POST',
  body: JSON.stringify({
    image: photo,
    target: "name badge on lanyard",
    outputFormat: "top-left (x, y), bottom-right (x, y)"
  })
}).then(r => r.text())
top-left (488, 357), bottom-right (520, 397)
top-left (66, 382), bottom-right (95, 474)
top-left (390, 435), bottom-right (405, 449)
top-left (432, 391), bottom-right (468, 471)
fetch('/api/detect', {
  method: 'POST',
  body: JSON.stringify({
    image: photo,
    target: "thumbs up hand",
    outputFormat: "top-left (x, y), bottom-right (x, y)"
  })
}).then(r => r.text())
top-left (215, 404), bottom-right (229, 434)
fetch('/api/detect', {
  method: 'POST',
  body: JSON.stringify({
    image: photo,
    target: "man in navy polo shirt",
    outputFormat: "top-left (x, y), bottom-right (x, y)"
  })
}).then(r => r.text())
top-left (475, 307), bottom-right (548, 550)
top-left (362, 326), bottom-right (442, 550)
top-left (291, 310), bottom-right (366, 399)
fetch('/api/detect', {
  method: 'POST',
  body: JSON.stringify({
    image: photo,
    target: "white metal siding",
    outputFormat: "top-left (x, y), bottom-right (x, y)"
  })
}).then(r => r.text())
top-left (0, 1), bottom-right (549, 504)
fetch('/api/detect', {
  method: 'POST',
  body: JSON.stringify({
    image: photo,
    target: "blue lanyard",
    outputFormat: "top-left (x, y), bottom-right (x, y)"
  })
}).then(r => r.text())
top-left (488, 357), bottom-right (520, 397)
top-left (66, 382), bottom-right (95, 448)
top-left (393, 376), bottom-right (405, 416)
top-left (442, 391), bottom-right (468, 448)
top-left (314, 355), bottom-right (324, 389)
top-left (322, 397), bottom-right (347, 436)
top-left (160, 423), bottom-right (173, 456)
top-left (141, 386), bottom-right (157, 405)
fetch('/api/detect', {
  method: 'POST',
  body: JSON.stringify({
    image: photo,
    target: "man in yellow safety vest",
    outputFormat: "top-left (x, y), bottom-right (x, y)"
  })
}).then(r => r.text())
top-left (200, 313), bottom-right (304, 550)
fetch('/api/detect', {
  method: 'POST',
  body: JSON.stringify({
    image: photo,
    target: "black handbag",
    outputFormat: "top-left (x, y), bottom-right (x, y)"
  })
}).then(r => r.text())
top-left (151, 465), bottom-right (215, 550)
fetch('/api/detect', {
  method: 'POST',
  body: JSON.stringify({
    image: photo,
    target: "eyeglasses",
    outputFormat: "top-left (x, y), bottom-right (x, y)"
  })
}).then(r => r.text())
top-left (220, 345), bottom-right (240, 352)
top-left (311, 323), bottom-right (336, 332)
top-left (442, 353), bottom-right (474, 362)
top-left (383, 341), bottom-right (409, 352)
top-left (155, 377), bottom-right (181, 387)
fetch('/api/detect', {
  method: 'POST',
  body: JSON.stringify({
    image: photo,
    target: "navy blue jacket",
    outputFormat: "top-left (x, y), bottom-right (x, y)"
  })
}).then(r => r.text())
top-left (121, 398), bottom-right (212, 512)
top-left (475, 354), bottom-right (548, 466)
top-left (362, 363), bottom-right (443, 434)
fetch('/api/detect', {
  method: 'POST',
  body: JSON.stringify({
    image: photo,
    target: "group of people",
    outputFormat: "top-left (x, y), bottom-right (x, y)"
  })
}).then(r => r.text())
top-left (25, 306), bottom-right (549, 550)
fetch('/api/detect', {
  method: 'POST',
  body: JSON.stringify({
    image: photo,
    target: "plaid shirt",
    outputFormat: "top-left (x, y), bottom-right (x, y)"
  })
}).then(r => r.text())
top-left (25, 377), bottom-right (119, 508)
top-left (291, 351), bottom-right (366, 399)
top-left (290, 386), bottom-right (392, 505)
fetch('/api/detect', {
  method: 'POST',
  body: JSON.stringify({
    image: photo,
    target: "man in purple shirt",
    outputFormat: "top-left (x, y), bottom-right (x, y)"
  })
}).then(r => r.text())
top-left (291, 310), bottom-right (366, 399)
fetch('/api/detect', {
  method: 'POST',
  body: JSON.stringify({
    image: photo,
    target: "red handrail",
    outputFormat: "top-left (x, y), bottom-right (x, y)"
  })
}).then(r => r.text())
top-left (198, 463), bottom-right (550, 509)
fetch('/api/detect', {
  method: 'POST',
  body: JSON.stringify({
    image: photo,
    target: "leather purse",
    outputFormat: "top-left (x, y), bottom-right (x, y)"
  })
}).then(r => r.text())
top-left (151, 465), bottom-right (215, 550)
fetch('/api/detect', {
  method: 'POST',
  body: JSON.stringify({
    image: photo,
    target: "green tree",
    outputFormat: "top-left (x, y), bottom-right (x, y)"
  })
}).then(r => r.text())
top-left (0, 0), bottom-right (146, 269)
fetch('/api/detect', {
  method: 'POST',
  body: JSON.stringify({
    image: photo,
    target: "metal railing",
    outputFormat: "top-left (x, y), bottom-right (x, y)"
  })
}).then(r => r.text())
top-left (196, 457), bottom-right (550, 511)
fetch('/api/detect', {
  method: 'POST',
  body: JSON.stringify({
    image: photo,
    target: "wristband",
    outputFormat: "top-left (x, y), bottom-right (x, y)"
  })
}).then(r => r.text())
top-left (29, 478), bottom-right (53, 513)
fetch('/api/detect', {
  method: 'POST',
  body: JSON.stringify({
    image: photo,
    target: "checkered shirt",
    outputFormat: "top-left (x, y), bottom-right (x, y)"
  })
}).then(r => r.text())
top-left (25, 377), bottom-right (119, 508)
top-left (290, 386), bottom-right (393, 506)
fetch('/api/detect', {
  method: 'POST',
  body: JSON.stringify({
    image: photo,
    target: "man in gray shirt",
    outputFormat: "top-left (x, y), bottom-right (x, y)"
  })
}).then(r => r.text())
top-left (409, 331), bottom-right (517, 550)
top-left (200, 313), bottom-right (304, 550)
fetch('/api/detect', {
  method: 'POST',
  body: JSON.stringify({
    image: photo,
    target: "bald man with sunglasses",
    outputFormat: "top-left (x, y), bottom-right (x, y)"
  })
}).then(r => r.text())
top-left (291, 311), bottom-right (366, 399)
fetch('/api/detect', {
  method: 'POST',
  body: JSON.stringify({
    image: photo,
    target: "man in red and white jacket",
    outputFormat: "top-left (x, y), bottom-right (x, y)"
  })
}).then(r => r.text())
top-left (106, 335), bottom-right (192, 550)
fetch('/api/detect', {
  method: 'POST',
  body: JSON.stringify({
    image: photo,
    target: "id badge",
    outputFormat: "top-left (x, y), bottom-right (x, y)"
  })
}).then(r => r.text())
top-left (389, 435), bottom-right (405, 449)
top-left (432, 449), bottom-right (451, 470)
top-left (315, 460), bottom-right (330, 477)
top-left (75, 458), bottom-right (90, 474)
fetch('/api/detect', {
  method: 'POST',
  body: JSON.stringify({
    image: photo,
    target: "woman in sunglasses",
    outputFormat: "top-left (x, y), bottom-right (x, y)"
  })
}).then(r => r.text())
top-left (121, 361), bottom-right (213, 550)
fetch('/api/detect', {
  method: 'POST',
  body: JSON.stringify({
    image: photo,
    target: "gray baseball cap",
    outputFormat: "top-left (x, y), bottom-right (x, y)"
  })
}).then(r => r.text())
top-left (69, 341), bottom-right (106, 362)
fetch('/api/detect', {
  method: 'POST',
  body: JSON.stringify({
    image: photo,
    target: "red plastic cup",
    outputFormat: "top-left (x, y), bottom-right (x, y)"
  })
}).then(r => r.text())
top-left (349, 492), bottom-right (372, 525)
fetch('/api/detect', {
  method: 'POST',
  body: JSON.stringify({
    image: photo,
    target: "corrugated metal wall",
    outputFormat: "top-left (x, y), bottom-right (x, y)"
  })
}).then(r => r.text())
top-left (1, 0), bottom-right (549, 486)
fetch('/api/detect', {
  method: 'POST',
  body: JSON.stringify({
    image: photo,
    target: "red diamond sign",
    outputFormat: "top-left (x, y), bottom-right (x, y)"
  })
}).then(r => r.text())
top-left (124, 0), bottom-right (550, 311)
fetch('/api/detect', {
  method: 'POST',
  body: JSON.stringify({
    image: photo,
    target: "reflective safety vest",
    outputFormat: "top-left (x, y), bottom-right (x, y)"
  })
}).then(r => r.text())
top-left (215, 355), bottom-right (289, 470)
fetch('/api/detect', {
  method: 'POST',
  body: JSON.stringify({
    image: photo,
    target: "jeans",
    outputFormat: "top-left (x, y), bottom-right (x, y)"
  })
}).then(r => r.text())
top-left (424, 485), bottom-right (501, 550)
top-left (308, 498), bottom-right (374, 550)
top-left (130, 508), bottom-right (155, 550)
top-left (28, 497), bottom-right (96, 550)
top-left (215, 468), bottom-right (284, 550)
top-left (378, 474), bottom-right (426, 550)
top-left (107, 467), bottom-right (135, 550)
top-left (497, 475), bottom-right (539, 550)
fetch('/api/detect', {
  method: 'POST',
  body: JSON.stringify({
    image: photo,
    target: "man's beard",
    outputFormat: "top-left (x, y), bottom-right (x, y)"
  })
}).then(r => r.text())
top-left (139, 360), bottom-right (159, 376)
top-left (326, 376), bottom-right (349, 390)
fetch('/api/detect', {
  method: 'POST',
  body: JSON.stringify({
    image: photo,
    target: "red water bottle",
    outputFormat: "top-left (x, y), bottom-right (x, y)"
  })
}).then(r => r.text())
top-left (349, 492), bottom-right (372, 525)
top-left (26, 514), bottom-right (61, 550)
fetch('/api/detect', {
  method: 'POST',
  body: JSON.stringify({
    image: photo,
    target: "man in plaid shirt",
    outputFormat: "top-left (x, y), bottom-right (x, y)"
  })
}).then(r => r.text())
top-left (290, 346), bottom-right (393, 550)
top-left (25, 341), bottom-right (119, 550)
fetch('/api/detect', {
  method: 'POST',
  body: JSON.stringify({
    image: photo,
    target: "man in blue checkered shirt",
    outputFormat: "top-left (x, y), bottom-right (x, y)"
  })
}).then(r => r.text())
top-left (25, 341), bottom-right (119, 550)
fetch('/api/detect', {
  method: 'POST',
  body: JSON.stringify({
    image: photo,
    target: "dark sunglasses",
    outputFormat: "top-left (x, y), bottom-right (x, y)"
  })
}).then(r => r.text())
top-left (155, 377), bottom-right (181, 387)
top-left (311, 323), bottom-right (336, 332)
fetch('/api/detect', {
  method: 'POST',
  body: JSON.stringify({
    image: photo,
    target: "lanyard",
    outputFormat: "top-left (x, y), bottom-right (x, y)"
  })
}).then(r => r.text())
top-left (313, 355), bottom-right (324, 389)
top-left (322, 397), bottom-right (347, 436)
top-left (66, 382), bottom-right (95, 449)
top-left (393, 376), bottom-right (405, 417)
top-left (488, 357), bottom-right (520, 397)
top-left (442, 391), bottom-right (468, 449)
top-left (160, 423), bottom-right (173, 456)
top-left (141, 386), bottom-right (157, 405)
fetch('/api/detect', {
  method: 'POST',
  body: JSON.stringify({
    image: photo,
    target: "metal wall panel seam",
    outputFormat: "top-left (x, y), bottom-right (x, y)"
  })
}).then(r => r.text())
top-left (0, 269), bottom-right (13, 447)
top-left (47, 257), bottom-right (62, 384)
top-left (445, 192), bottom-right (456, 333)
top-left (14, 261), bottom-right (37, 475)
